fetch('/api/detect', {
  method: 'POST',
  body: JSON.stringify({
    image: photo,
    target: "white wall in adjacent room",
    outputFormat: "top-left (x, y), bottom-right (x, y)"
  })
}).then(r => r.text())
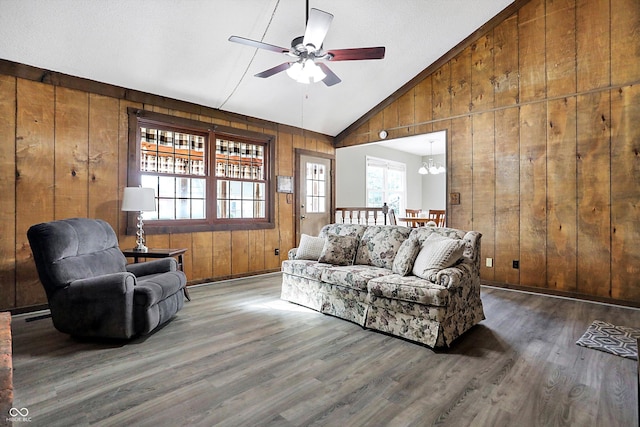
top-left (336, 144), bottom-right (424, 209)
top-left (421, 153), bottom-right (446, 211)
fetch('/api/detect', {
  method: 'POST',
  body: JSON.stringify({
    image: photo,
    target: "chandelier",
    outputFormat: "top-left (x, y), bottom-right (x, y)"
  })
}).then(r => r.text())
top-left (418, 141), bottom-right (445, 175)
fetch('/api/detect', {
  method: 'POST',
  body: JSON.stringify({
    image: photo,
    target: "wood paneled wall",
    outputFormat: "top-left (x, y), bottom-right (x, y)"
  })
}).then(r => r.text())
top-left (0, 71), bottom-right (333, 311)
top-left (337, 0), bottom-right (640, 304)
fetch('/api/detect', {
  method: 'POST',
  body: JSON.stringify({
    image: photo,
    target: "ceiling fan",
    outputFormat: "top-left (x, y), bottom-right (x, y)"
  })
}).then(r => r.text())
top-left (228, 6), bottom-right (385, 86)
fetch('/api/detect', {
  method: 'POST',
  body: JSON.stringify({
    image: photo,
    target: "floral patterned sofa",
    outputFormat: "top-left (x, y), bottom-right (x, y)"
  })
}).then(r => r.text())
top-left (280, 223), bottom-right (485, 348)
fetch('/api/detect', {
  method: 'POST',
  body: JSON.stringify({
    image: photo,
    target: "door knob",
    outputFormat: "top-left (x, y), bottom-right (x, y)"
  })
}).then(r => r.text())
top-left (301, 215), bottom-right (306, 220)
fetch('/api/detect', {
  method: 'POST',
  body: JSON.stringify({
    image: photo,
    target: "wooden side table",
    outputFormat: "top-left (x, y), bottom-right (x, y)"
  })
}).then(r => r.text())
top-left (122, 248), bottom-right (190, 301)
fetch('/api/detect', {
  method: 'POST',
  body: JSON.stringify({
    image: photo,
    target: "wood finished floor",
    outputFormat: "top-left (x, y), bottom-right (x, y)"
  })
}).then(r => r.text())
top-left (10, 274), bottom-right (640, 427)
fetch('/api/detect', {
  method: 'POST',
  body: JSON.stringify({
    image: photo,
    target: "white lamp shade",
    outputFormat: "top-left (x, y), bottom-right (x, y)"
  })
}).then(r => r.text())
top-left (121, 187), bottom-right (156, 212)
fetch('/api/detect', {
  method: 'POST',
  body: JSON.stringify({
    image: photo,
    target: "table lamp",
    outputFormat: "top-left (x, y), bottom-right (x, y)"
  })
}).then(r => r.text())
top-left (121, 186), bottom-right (156, 252)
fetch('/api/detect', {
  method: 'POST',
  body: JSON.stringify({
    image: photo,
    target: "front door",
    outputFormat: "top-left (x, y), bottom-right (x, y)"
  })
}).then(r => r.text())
top-left (297, 151), bottom-right (333, 241)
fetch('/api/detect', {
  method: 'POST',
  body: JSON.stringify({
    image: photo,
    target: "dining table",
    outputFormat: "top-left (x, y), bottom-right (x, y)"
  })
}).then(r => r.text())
top-left (397, 217), bottom-right (430, 227)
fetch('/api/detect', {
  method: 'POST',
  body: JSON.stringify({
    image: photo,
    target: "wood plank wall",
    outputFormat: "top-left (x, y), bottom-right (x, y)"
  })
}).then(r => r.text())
top-left (0, 71), bottom-right (333, 311)
top-left (337, 0), bottom-right (640, 304)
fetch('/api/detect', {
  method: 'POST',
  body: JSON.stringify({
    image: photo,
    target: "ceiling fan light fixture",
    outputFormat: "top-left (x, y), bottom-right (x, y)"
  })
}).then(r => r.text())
top-left (307, 60), bottom-right (326, 82)
top-left (286, 59), bottom-right (326, 84)
top-left (286, 61), bottom-right (303, 81)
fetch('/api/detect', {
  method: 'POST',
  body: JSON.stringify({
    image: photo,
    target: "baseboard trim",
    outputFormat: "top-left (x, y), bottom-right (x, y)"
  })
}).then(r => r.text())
top-left (482, 281), bottom-right (640, 310)
top-left (188, 270), bottom-right (283, 289)
top-left (7, 304), bottom-right (49, 316)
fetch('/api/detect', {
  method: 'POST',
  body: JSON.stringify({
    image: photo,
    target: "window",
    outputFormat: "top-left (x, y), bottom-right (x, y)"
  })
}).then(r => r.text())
top-left (127, 109), bottom-right (275, 233)
top-left (139, 126), bottom-right (207, 220)
top-left (365, 156), bottom-right (406, 215)
top-left (305, 162), bottom-right (327, 213)
top-left (214, 138), bottom-right (266, 219)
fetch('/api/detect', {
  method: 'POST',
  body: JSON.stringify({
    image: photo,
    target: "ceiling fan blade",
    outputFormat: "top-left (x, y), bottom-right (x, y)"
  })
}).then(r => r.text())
top-left (229, 36), bottom-right (289, 54)
top-left (317, 63), bottom-right (341, 86)
top-left (255, 62), bottom-right (291, 78)
top-left (303, 8), bottom-right (333, 50)
top-left (326, 47), bottom-right (386, 61)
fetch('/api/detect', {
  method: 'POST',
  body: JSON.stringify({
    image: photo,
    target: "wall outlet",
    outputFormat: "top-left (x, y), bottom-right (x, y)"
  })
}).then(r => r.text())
top-left (485, 258), bottom-right (493, 268)
top-left (274, 248), bottom-right (280, 256)
top-left (513, 260), bottom-right (519, 269)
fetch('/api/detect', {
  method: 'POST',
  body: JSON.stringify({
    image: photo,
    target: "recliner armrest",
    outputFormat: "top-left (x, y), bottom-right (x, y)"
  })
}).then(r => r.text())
top-left (126, 258), bottom-right (177, 277)
top-left (50, 272), bottom-right (137, 339)
top-left (66, 272), bottom-right (136, 301)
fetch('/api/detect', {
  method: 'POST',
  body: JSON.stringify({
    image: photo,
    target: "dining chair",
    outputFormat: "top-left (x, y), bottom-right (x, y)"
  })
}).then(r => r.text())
top-left (428, 209), bottom-right (446, 227)
top-left (403, 209), bottom-right (422, 227)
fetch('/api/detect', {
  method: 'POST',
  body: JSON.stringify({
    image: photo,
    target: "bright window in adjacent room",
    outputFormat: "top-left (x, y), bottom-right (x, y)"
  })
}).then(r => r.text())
top-left (365, 156), bottom-right (406, 215)
top-left (127, 109), bottom-right (274, 233)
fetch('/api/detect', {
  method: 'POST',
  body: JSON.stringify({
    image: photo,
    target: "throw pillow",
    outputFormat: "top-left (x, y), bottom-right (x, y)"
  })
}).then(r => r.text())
top-left (296, 234), bottom-right (326, 260)
top-left (412, 233), bottom-right (465, 279)
top-left (392, 236), bottom-right (421, 276)
top-left (318, 234), bottom-right (358, 266)
top-left (355, 225), bottom-right (412, 269)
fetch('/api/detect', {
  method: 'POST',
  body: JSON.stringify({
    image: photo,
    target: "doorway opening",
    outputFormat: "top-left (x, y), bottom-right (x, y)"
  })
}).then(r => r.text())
top-left (335, 130), bottom-right (447, 226)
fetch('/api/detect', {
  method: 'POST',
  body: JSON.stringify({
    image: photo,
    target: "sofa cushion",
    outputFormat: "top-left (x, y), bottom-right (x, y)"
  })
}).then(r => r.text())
top-left (319, 223), bottom-right (368, 240)
top-left (318, 234), bottom-right (358, 266)
top-left (392, 236), bottom-right (421, 276)
top-left (367, 274), bottom-right (450, 306)
top-left (296, 234), bottom-right (326, 260)
top-left (355, 225), bottom-right (412, 269)
top-left (412, 234), bottom-right (465, 280)
top-left (321, 265), bottom-right (394, 291)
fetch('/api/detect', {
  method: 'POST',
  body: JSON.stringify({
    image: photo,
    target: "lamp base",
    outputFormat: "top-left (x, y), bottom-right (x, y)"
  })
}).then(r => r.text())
top-left (134, 211), bottom-right (148, 253)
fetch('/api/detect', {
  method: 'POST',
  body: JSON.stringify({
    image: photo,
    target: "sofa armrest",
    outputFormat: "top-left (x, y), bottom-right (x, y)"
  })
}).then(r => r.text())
top-left (462, 231), bottom-right (482, 273)
top-left (288, 248), bottom-right (298, 260)
top-left (126, 258), bottom-right (177, 277)
top-left (435, 262), bottom-right (475, 289)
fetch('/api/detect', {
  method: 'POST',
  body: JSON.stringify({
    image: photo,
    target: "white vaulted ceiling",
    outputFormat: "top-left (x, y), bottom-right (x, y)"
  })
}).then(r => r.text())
top-left (0, 0), bottom-right (514, 136)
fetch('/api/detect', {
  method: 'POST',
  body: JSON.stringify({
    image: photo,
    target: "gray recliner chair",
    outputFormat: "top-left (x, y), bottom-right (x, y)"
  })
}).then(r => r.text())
top-left (27, 218), bottom-right (186, 339)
